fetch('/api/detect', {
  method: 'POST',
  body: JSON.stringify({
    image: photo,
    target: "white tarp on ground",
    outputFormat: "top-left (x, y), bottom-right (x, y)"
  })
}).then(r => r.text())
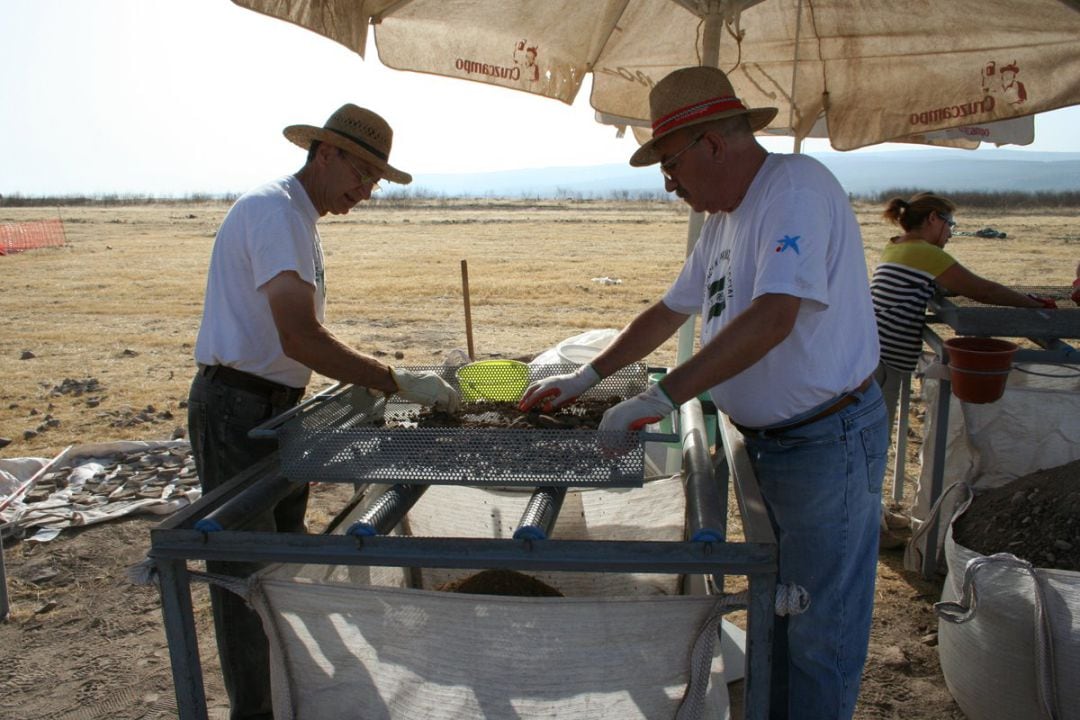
top-left (0, 440), bottom-right (197, 542)
top-left (230, 476), bottom-right (737, 719)
top-left (936, 484), bottom-right (1080, 720)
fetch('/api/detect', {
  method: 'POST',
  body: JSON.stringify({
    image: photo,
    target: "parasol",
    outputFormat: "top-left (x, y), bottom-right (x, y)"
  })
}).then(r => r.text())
top-left (231, 0), bottom-right (1080, 150)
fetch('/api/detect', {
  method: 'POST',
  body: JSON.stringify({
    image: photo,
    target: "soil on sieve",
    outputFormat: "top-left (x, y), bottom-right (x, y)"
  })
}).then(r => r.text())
top-left (409, 396), bottom-right (621, 430)
top-left (436, 569), bottom-right (564, 597)
top-left (952, 458), bottom-right (1080, 571)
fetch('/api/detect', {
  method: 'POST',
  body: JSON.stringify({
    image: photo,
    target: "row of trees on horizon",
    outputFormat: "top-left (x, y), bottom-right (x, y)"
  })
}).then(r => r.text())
top-left (3, 189), bottom-right (1080, 209)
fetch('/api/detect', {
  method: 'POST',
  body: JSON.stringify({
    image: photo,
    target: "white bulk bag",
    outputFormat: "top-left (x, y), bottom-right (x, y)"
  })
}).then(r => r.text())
top-left (935, 484), bottom-right (1080, 720)
top-left (915, 361), bottom-right (1080, 523)
top-left (232, 477), bottom-right (735, 719)
top-left (906, 361), bottom-right (1080, 575)
top-left (250, 579), bottom-right (730, 720)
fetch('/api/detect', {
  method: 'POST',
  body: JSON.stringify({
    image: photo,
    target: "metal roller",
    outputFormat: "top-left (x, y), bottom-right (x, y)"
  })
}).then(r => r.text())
top-left (346, 483), bottom-right (429, 537)
top-left (513, 486), bottom-right (567, 541)
top-left (194, 474), bottom-right (306, 533)
top-left (681, 399), bottom-right (726, 543)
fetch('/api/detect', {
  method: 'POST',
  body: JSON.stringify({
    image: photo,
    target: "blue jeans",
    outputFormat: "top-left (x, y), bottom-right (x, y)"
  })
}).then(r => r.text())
top-left (187, 372), bottom-right (308, 720)
top-left (742, 381), bottom-right (888, 720)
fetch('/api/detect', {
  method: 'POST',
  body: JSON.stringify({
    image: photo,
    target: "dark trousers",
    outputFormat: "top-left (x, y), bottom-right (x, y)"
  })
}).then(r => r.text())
top-left (187, 371), bottom-right (308, 720)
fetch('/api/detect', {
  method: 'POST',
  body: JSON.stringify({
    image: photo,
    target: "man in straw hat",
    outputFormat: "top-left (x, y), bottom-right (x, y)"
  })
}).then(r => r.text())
top-left (520, 66), bottom-right (887, 719)
top-left (188, 103), bottom-right (460, 719)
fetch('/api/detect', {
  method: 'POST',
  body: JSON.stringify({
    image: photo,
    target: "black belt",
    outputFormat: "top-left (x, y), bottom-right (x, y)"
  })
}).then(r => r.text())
top-left (735, 375), bottom-right (874, 438)
top-left (198, 364), bottom-right (305, 404)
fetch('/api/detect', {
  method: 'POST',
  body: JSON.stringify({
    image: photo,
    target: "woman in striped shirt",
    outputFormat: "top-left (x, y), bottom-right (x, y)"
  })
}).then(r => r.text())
top-left (869, 192), bottom-right (1054, 548)
top-left (870, 192), bottom-right (1050, 433)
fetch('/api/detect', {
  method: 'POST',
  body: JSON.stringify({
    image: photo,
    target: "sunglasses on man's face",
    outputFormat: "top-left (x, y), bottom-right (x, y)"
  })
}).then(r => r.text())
top-left (340, 152), bottom-right (382, 192)
top-left (659, 134), bottom-right (706, 181)
top-left (938, 212), bottom-right (956, 228)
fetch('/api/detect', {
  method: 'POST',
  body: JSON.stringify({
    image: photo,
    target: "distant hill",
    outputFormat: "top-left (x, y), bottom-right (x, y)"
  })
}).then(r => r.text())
top-left (409, 150), bottom-right (1080, 199)
top-left (819, 150), bottom-right (1080, 196)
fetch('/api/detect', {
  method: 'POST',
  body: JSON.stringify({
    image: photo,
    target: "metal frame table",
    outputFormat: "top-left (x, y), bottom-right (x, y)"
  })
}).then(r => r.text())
top-left (149, 398), bottom-right (779, 720)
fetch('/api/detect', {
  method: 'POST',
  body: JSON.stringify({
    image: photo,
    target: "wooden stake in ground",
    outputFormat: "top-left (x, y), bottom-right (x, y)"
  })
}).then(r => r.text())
top-left (461, 259), bottom-right (475, 361)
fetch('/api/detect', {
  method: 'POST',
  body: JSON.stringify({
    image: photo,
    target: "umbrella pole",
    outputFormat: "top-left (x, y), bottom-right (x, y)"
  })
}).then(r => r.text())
top-left (675, 8), bottom-right (722, 365)
top-left (461, 259), bottom-right (476, 361)
top-left (676, 212), bottom-right (706, 363)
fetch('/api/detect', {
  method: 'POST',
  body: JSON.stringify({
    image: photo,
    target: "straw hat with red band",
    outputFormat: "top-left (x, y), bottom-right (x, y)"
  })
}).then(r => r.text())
top-left (284, 103), bottom-right (412, 185)
top-left (629, 66), bottom-right (778, 167)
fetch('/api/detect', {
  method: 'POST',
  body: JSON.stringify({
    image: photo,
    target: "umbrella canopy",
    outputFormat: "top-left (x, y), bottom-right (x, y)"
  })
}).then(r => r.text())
top-left (610, 103), bottom-right (1036, 150)
top-left (232, 0), bottom-right (1080, 150)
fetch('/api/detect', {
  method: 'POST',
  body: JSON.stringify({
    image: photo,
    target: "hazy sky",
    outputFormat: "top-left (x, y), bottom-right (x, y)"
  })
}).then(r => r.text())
top-left (3, 0), bottom-right (1080, 196)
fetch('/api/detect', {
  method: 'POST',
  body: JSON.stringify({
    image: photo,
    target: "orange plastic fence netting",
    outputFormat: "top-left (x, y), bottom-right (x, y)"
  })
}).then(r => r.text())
top-left (0, 218), bottom-right (66, 255)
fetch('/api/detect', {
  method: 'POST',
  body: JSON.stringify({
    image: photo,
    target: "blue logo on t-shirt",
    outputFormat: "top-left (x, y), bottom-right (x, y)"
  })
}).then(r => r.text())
top-left (775, 235), bottom-right (801, 254)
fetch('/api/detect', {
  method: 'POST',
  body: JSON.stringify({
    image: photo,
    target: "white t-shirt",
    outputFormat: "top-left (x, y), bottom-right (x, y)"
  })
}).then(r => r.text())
top-left (194, 175), bottom-right (325, 389)
top-left (663, 154), bottom-right (879, 428)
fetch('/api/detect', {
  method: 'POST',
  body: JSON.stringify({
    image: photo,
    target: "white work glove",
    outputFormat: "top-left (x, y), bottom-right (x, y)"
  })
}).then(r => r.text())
top-left (598, 382), bottom-right (676, 455)
top-left (518, 364), bottom-right (601, 412)
top-left (391, 367), bottom-right (462, 413)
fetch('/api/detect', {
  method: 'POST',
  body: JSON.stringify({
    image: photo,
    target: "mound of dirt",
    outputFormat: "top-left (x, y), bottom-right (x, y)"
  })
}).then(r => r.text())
top-left (952, 458), bottom-right (1080, 571)
top-left (437, 569), bottom-right (564, 597)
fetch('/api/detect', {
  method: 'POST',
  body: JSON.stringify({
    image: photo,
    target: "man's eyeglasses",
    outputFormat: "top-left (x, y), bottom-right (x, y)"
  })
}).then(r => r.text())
top-left (660, 134), bottom-right (705, 181)
top-left (938, 212), bottom-right (956, 228)
top-left (340, 152), bottom-right (381, 192)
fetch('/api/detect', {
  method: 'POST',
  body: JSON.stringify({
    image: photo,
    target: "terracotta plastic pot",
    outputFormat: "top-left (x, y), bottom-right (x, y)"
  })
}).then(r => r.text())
top-left (944, 337), bottom-right (1018, 403)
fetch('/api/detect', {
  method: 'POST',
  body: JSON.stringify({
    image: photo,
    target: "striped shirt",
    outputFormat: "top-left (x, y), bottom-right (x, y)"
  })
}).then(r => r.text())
top-left (870, 240), bottom-right (956, 372)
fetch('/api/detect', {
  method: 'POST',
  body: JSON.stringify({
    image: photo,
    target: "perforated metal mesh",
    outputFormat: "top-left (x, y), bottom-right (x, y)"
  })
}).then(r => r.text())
top-left (277, 363), bottom-right (657, 487)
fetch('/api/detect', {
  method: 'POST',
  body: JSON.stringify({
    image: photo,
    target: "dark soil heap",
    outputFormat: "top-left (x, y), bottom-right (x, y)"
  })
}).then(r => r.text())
top-left (437, 569), bottom-right (564, 597)
top-left (952, 458), bottom-right (1080, 572)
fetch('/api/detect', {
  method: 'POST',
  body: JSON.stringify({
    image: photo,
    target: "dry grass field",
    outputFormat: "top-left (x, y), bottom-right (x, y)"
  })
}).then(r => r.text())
top-left (2, 198), bottom-right (1075, 459)
top-left (1, 197), bottom-right (1077, 719)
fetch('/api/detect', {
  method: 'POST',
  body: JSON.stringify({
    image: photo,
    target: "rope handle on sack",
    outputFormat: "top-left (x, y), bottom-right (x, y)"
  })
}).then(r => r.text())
top-left (934, 549), bottom-right (1061, 718)
top-left (905, 480), bottom-right (974, 574)
top-left (128, 557), bottom-right (295, 712)
top-left (675, 583), bottom-right (808, 719)
top-left (130, 562), bottom-right (812, 617)
top-left (1010, 363), bottom-right (1080, 379)
top-left (126, 556), bottom-right (252, 599)
top-left (703, 582), bottom-right (809, 616)
top-left (675, 595), bottom-right (728, 720)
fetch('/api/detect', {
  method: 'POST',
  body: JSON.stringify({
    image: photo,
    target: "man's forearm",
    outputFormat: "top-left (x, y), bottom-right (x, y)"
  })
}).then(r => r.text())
top-left (590, 301), bottom-right (687, 378)
top-left (280, 326), bottom-right (396, 391)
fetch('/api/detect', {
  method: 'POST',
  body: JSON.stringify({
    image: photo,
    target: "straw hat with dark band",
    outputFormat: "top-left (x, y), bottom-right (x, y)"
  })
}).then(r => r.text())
top-left (629, 66), bottom-right (778, 167)
top-left (284, 104), bottom-right (412, 185)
